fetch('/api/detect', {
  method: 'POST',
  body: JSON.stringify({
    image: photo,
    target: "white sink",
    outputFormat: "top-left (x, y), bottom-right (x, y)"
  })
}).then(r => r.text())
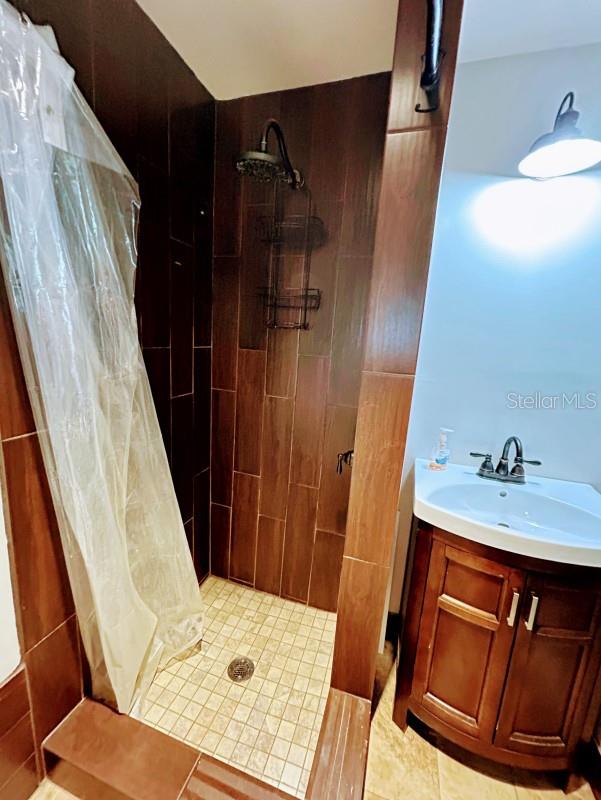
top-left (414, 458), bottom-right (601, 567)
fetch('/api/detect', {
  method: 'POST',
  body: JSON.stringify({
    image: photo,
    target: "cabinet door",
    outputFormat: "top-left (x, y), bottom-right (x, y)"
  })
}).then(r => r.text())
top-left (495, 573), bottom-right (601, 758)
top-left (413, 539), bottom-right (524, 741)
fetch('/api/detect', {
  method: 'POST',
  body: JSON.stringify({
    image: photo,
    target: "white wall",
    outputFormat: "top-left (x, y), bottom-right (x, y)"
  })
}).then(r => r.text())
top-left (389, 42), bottom-right (601, 610)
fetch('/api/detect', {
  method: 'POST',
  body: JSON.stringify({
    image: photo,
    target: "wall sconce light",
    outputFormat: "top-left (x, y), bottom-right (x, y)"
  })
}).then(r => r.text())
top-left (518, 92), bottom-right (601, 179)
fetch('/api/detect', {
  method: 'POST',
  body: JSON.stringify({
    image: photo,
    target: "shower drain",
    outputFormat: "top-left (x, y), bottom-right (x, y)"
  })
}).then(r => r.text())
top-left (227, 656), bottom-right (255, 683)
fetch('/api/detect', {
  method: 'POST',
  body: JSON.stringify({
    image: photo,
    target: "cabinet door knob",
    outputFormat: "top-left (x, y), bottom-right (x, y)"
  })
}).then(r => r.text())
top-left (525, 593), bottom-right (540, 631)
top-left (506, 590), bottom-right (520, 626)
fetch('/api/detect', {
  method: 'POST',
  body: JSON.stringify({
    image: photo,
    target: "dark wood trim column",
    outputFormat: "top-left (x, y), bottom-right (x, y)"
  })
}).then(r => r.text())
top-left (331, 0), bottom-right (464, 699)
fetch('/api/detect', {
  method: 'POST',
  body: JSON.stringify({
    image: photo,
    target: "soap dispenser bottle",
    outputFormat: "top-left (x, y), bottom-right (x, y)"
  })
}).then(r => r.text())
top-left (429, 427), bottom-right (454, 471)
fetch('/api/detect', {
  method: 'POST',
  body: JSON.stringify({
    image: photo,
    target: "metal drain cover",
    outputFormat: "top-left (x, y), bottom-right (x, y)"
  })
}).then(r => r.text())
top-left (227, 656), bottom-right (255, 683)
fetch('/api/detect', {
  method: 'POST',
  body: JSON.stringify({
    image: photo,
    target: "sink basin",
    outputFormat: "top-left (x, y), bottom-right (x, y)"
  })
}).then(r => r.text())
top-left (414, 458), bottom-right (601, 567)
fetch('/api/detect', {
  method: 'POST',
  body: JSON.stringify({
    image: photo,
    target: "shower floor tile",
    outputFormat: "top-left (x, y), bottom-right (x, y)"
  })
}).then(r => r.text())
top-left (141, 576), bottom-right (336, 798)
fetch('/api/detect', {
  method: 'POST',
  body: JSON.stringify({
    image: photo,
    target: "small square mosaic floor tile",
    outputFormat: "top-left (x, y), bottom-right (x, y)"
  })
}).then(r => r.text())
top-left (142, 576), bottom-right (336, 798)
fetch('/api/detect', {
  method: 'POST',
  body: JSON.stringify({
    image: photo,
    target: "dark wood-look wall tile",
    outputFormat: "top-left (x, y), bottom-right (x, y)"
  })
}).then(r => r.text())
top-left (0, 753), bottom-right (37, 800)
top-left (214, 100), bottom-right (243, 257)
top-left (170, 240), bottom-right (194, 397)
top-left (138, 159), bottom-right (171, 348)
top-left (135, 12), bottom-right (169, 172)
top-left (143, 348), bottom-right (171, 458)
top-left (298, 201), bottom-right (343, 358)
top-left (290, 356), bottom-right (329, 487)
top-left (210, 504), bottom-right (231, 579)
top-left (339, 74), bottom-right (389, 258)
top-left (230, 472), bottom-right (259, 585)
top-left (90, 0), bottom-right (141, 172)
top-left (308, 531), bottom-right (345, 612)
top-left (260, 396), bottom-right (293, 520)
top-left (212, 257), bottom-right (239, 391)
top-left (238, 204), bottom-right (271, 350)
top-left (328, 256), bottom-right (372, 406)
top-left (0, 671), bottom-right (29, 740)
top-left (234, 349), bottom-right (266, 476)
top-left (345, 373), bottom-right (413, 567)
top-left (0, 281), bottom-right (35, 440)
top-left (211, 390), bottom-right (235, 506)
top-left (194, 226), bottom-right (213, 348)
top-left (308, 82), bottom-right (352, 208)
top-left (0, 713), bottom-right (34, 790)
top-left (266, 330), bottom-right (299, 398)
top-left (194, 348), bottom-right (211, 474)
top-left (281, 484), bottom-right (318, 602)
top-left (316, 405), bottom-right (357, 535)
top-left (25, 616), bottom-right (81, 750)
top-left (3, 434), bottom-right (73, 651)
top-left (331, 558), bottom-right (389, 698)
top-left (364, 129), bottom-right (446, 374)
top-left (193, 470), bottom-right (210, 581)
top-left (171, 394), bottom-right (194, 523)
top-left (387, 0), bottom-right (463, 133)
top-left (255, 517), bottom-right (285, 596)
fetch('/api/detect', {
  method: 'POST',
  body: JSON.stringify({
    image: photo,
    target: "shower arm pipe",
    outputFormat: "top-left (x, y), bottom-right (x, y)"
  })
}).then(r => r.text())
top-left (416, 0), bottom-right (445, 113)
top-left (260, 118), bottom-right (300, 189)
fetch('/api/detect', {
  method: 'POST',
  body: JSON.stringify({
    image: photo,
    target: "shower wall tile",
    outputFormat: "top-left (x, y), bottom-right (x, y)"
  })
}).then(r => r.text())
top-left (210, 504), bottom-right (231, 579)
top-left (234, 349), bottom-right (266, 476)
top-left (211, 74), bottom-right (389, 609)
top-left (238, 204), bottom-right (271, 350)
top-left (290, 355), bottom-right (329, 488)
top-left (193, 469), bottom-right (210, 581)
top-left (136, 13), bottom-right (170, 174)
top-left (194, 348), bottom-right (211, 474)
top-left (143, 347), bottom-right (172, 457)
top-left (260, 396), bottom-right (293, 520)
top-left (212, 257), bottom-right (240, 391)
top-left (138, 159), bottom-right (171, 348)
top-left (3, 434), bottom-right (74, 652)
top-left (170, 240), bottom-right (194, 397)
top-left (339, 74), bottom-right (390, 259)
top-left (211, 389), bottom-right (235, 506)
top-left (266, 328), bottom-right (299, 398)
top-left (230, 472), bottom-right (259, 585)
top-left (281, 484), bottom-right (318, 602)
top-left (316, 405), bottom-right (358, 535)
top-left (255, 516), bottom-right (285, 596)
top-left (328, 256), bottom-right (372, 407)
top-left (308, 530), bottom-right (345, 612)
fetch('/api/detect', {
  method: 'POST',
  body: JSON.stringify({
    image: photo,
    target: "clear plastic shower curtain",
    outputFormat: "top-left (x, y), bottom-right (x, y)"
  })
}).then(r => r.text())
top-left (0, 3), bottom-right (202, 712)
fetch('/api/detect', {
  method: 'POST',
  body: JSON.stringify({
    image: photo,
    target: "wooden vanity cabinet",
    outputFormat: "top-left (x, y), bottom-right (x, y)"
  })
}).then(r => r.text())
top-left (394, 522), bottom-right (601, 772)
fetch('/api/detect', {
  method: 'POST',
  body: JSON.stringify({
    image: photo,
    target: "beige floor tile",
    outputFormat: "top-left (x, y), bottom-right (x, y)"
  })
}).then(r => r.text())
top-left (365, 672), bottom-right (439, 800)
top-left (28, 781), bottom-right (79, 800)
top-left (438, 750), bottom-right (517, 800)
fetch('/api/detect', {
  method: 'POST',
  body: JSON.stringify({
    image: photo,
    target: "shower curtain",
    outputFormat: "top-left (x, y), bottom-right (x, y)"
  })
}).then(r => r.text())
top-left (0, 2), bottom-right (202, 712)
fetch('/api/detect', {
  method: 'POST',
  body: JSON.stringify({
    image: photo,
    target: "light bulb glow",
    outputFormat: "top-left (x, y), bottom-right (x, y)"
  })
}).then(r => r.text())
top-left (470, 176), bottom-right (601, 258)
top-left (519, 137), bottom-right (601, 179)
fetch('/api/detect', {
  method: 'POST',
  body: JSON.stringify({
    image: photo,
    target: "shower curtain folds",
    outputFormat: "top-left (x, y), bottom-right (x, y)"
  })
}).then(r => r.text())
top-left (0, 2), bottom-right (202, 712)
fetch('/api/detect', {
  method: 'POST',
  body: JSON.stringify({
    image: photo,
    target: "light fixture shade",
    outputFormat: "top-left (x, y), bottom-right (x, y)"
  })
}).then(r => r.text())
top-left (519, 92), bottom-right (601, 179)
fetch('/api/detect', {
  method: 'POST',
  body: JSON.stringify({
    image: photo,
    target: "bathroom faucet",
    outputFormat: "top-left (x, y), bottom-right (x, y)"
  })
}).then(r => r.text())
top-left (470, 436), bottom-right (541, 484)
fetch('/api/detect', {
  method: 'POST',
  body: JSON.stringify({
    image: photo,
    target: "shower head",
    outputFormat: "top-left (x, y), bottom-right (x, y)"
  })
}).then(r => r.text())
top-left (235, 149), bottom-right (281, 183)
top-left (235, 118), bottom-right (303, 189)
